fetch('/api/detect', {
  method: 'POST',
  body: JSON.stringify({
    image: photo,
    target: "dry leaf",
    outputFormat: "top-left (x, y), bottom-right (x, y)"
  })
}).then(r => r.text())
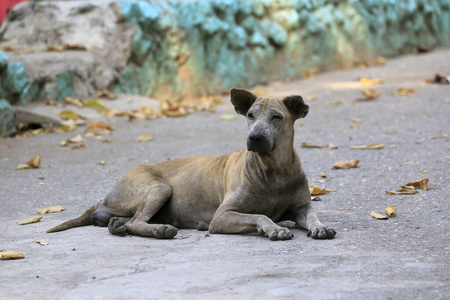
top-left (360, 78), bottom-right (383, 86)
top-left (306, 94), bottom-right (318, 101)
top-left (402, 178), bottom-right (429, 191)
top-left (370, 210), bottom-right (388, 220)
top-left (357, 89), bottom-right (380, 101)
top-left (160, 100), bottom-right (188, 117)
top-left (350, 118), bottom-right (362, 123)
top-left (37, 205), bottom-right (65, 214)
top-left (386, 189), bottom-right (419, 195)
top-left (136, 134), bottom-right (154, 142)
top-left (351, 143), bottom-right (385, 150)
top-left (220, 114), bottom-right (237, 121)
top-left (17, 216), bottom-right (42, 225)
top-left (47, 44), bottom-right (86, 52)
top-left (425, 73), bottom-right (449, 84)
top-left (309, 186), bottom-right (330, 196)
top-left (430, 134), bottom-right (448, 140)
top-left (301, 142), bottom-right (337, 149)
top-left (332, 159), bottom-right (360, 169)
top-left (0, 45), bottom-right (14, 51)
top-left (135, 104), bottom-right (160, 120)
top-left (64, 97), bottom-right (84, 108)
top-left (0, 251), bottom-right (25, 260)
top-left (35, 239), bottom-right (49, 246)
top-left (13, 49), bottom-right (35, 55)
top-left (311, 196), bottom-right (322, 201)
top-left (71, 144), bottom-right (86, 150)
top-left (384, 206), bottom-right (396, 217)
top-left (59, 110), bottom-right (82, 121)
top-left (390, 88), bottom-right (417, 96)
top-left (16, 164), bottom-right (31, 170)
top-left (327, 100), bottom-right (343, 106)
top-left (68, 135), bottom-right (84, 144)
top-left (96, 90), bottom-right (118, 100)
top-left (97, 160), bottom-right (106, 166)
top-left (26, 155), bottom-right (41, 168)
top-left (85, 121), bottom-right (114, 135)
top-left (320, 172), bottom-right (327, 178)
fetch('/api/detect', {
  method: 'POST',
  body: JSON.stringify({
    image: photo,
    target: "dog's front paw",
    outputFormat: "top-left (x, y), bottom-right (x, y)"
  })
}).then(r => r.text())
top-left (108, 217), bottom-right (127, 236)
top-left (264, 226), bottom-right (294, 241)
top-left (307, 226), bottom-right (336, 239)
top-left (152, 224), bottom-right (178, 239)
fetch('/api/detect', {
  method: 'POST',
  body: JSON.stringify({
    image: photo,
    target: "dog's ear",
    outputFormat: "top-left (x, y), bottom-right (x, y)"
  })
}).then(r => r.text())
top-left (230, 88), bottom-right (257, 116)
top-left (283, 95), bottom-right (309, 120)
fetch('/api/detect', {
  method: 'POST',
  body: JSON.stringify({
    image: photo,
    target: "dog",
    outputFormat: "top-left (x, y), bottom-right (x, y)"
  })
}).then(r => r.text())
top-left (47, 88), bottom-right (336, 240)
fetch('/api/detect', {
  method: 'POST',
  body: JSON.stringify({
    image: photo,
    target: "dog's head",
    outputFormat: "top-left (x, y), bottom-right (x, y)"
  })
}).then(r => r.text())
top-left (230, 88), bottom-right (309, 154)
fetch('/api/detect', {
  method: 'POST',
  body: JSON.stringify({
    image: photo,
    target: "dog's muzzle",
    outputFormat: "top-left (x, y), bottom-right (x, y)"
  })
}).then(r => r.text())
top-left (247, 131), bottom-right (273, 154)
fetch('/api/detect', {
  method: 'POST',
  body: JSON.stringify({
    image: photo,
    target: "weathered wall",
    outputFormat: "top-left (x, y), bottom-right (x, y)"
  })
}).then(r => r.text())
top-left (0, 0), bottom-right (449, 106)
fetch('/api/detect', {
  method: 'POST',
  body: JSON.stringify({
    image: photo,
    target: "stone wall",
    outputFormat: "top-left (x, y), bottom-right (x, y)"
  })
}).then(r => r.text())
top-left (0, 0), bottom-right (449, 106)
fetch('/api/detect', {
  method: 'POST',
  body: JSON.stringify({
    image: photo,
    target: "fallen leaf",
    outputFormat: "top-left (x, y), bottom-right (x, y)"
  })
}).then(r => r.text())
top-left (35, 239), bottom-right (49, 246)
top-left (351, 143), bottom-right (385, 150)
top-left (98, 160), bottom-right (106, 166)
top-left (384, 206), bottom-right (396, 217)
top-left (85, 121), bottom-right (114, 135)
top-left (305, 94), bottom-right (318, 101)
top-left (71, 144), bottom-right (86, 150)
top-left (390, 88), bottom-right (417, 96)
top-left (16, 164), bottom-right (31, 170)
top-left (220, 114), bottom-right (237, 121)
top-left (136, 134), bottom-right (154, 142)
top-left (425, 73), bottom-right (450, 84)
top-left (17, 216), bottom-right (42, 225)
top-left (374, 57), bottom-right (387, 65)
top-left (160, 100), bottom-right (188, 117)
top-left (386, 189), bottom-right (419, 195)
top-left (327, 100), bottom-right (343, 106)
top-left (59, 110), bottom-right (82, 121)
top-left (0, 251), bottom-right (25, 260)
top-left (68, 135), bottom-right (84, 144)
top-left (350, 118), bottom-right (362, 123)
top-left (13, 49), bottom-right (35, 55)
top-left (332, 159), bottom-right (360, 169)
top-left (402, 178), bottom-right (429, 191)
top-left (349, 123), bottom-right (357, 129)
top-left (26, 155), bottom-right (41, 168)
top-left (37, 205), bottom-right (65, 214)
top-left (64, 97), bottom-right (84, 108)
top-left (370, 210), bottom-right (388, 220)
top-left (47, 44), bottom-right (86, 52)
top-left (96, 90), bottom-right (118, 100)
top-left (0, 45), bottom-right (14, 51)
top-left (85, 100), bottom-right (105, 108)
top-left (309, 186), bottom-right (330, 196)
top-left (320, 172), bottom-right (327, 178)
top-left (356, 89), bottom-right (380, 101)
top-left (135, 105), bottom-right (160, 120)
top-left (301, 142), bottom-right (337, 149)
top-left (311, 196), bottom-right (322, 201)
top-left (360, 78), bottom-right (383, 86)
top-left (430, 134), bottom-right (448, 140)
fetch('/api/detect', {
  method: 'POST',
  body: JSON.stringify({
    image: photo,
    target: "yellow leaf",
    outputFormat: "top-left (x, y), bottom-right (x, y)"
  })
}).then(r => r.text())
top-left (357, 89), bottom-right (380, 101)
top-left (95, 89), bottom-right (118, 100)
top-left (370, 210), bottom-right (388, 220)
top-left (136, 134), bottom-right (154, 142)
top-left (59, 110), bottom-right (79, 120)
top-left (220, 114), bottom-right (237, 121)
top-left (97, 160), bottom-right (106, 166)
top-left (64, 97), bottom-right (84, 108)
top-left (390, 88), bottom-right (417, 96)
top-left (17, 216), bottom-right (42, 225)
top-left (37, 205), bottom-right (65, 214)
top-left (301, 142), bottom-right (335, 149)
top-left (351, 143), bottom-right (385, 150)
top-left (309, 186), bottom-right (330, 196)
top-left (0, 251), bottom-right (25, 260)
top-left (360, 78), bottom-right (383, 86)
top-left (332, 159), bottom-right (360, 170)
top-left (85, 100), bottom-right (105, 108)
top-left (305, 94), bottom-right (318, 101)
top-left (384, 206), bottom-right (396, 217)
top-left (16, 164), bottom-right (31, 170)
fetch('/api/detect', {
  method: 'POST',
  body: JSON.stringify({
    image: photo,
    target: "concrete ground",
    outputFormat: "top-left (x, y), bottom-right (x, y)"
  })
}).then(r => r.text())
top-left (0, 49), bottom-right (449, 300)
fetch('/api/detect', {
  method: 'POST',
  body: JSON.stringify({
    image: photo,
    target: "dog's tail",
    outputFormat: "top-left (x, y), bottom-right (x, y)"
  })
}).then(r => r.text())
top-left (47, 205), bottom-right (95, 233)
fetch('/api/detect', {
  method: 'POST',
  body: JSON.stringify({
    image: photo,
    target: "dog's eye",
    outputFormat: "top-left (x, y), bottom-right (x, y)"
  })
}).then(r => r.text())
top-left (247, 113), bottom-right (254, 119)
top-left (272, 115), bottom-right (282, 121)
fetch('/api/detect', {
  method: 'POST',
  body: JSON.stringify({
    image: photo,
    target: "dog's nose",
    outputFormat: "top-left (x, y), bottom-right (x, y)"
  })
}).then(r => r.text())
top-left (248, 131), bottom-right (263, 143)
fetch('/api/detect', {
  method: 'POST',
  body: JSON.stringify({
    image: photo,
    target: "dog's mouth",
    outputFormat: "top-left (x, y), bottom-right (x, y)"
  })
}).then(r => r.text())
top-left (247, 139), bottom-right (274, 154)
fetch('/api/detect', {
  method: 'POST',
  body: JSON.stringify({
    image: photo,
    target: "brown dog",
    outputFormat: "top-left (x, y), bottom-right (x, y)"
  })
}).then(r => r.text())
top-left (48, 88), bottom-right (336, 240)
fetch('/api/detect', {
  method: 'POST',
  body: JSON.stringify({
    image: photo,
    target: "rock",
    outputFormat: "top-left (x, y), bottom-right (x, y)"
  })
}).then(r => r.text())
top-left (0, 99), bottom-right (17, 137)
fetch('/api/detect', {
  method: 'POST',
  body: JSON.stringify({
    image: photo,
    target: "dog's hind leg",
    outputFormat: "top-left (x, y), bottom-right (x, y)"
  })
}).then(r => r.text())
top-left (109, 180), bottom-right (177, 239)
